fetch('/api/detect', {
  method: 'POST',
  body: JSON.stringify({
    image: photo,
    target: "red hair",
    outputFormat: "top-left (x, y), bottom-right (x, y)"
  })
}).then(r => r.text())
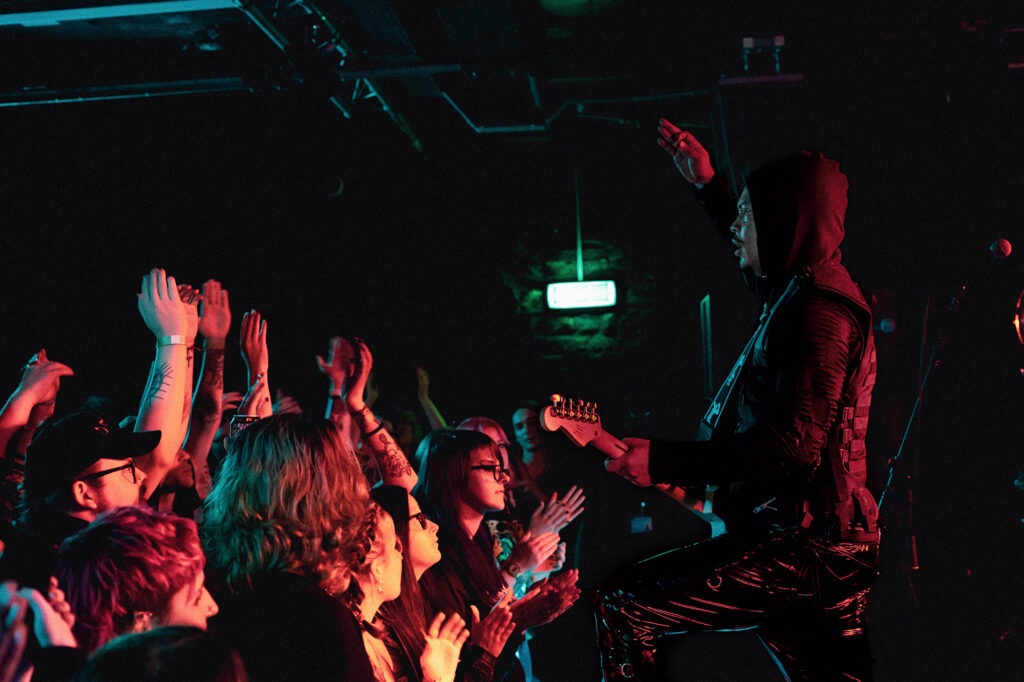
top-left (56, 505), bottom-right (204, 653)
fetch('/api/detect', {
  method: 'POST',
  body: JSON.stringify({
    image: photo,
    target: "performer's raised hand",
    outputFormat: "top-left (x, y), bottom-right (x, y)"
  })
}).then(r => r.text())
top-left (657, 119), bottom-right (715, 185)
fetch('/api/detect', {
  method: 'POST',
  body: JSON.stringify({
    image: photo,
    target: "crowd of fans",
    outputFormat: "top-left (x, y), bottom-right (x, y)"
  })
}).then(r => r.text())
top-left (0, 269), bottom-right (585, 682)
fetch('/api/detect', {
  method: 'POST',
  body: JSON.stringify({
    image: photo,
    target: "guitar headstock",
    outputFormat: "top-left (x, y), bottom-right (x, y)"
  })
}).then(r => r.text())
top-left (539, 393), bottom-right (603, 448)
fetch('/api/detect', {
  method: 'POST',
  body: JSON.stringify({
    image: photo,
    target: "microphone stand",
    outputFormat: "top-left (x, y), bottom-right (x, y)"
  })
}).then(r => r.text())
top-left (878, 287), bottom-right (964, 512)
top-left (877, 287), bottom-right (963, 681)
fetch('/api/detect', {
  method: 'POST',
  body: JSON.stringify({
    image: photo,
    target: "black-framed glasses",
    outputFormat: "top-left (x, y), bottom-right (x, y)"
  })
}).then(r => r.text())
top-left (469, 464), bottom-right (511, 482)
top-left (80, 460), bottom-right (137, 484)
top-left (409, 511), bottom-right (430, 530)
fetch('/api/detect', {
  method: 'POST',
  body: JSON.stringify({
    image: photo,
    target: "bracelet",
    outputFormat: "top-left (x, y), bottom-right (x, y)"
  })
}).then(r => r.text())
top-left (157, 335), bottom-right (187, 347)
top-left (203, 338), bottom-right (226, 351)
top-left (363, 422), bottom-right (386, 437)
top-left (501, 560), bottom-right (524, 581)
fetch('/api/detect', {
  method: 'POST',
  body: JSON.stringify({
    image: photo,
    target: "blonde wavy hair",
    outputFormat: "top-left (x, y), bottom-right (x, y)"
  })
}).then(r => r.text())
top-left (201, 414), bottom-right (370, 595)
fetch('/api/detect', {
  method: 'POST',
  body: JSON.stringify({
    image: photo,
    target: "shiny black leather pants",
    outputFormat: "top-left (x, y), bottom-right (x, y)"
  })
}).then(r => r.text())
top-left (594, 529), bottom-right (879, 681)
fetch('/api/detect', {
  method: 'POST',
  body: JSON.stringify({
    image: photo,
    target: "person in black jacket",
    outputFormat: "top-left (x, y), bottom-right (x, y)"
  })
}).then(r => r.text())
top-left (595, 120), bottom-right (880, 681)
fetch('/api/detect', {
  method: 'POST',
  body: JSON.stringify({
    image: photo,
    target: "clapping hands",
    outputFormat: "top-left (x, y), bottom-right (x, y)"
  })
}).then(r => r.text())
top-left (528, 485), bottom-right (585, 536)
top-left (469, 593), bottom-right (516, 658)
top-left (420, 611), bottom-right (470, 682)
top-left (508, 568), bottom-right (580, 632)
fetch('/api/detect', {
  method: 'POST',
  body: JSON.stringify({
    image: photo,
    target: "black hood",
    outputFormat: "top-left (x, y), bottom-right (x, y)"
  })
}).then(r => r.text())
top-left (745, 151), bottom-right (849, 283)
top-left (745, 151), bottom-right (871, 327)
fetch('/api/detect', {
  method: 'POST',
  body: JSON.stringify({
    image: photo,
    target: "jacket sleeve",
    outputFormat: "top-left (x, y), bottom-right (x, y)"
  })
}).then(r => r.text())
top-left (649, 292), bottom-right (862, 487)
top-left (694, 174), bottom-right (739, 245)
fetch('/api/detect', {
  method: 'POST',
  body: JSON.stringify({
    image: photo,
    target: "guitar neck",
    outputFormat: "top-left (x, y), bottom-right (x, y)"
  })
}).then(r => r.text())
top-left (588, 428), bottom-right (630, 459)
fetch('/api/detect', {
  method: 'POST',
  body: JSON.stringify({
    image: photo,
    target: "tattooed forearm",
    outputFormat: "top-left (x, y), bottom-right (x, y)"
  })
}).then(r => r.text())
top-left (198, 349), bottom-right (225, 392)
top-left (139, 362), bottom-right (174, 411)
top-left (375, 434), bottom-right (414, 478)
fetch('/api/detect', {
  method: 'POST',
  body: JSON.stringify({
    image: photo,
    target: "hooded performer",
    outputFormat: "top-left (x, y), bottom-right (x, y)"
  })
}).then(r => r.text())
top-left (595, 121), bottom-right (880, 682)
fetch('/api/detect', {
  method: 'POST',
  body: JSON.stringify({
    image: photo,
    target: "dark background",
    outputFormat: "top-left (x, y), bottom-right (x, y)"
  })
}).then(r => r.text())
top-left (2, 2), bottom-right (1024, 679)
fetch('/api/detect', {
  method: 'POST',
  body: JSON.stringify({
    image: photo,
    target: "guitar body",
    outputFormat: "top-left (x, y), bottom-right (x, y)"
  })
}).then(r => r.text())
top-left (540, 395), bottom-right (727, 537)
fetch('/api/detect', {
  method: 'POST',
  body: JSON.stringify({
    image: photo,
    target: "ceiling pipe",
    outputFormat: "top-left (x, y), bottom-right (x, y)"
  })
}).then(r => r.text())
top-left (440, 88), bottom-right (710, 135)
top-left (0, 77), bottom-right (250, 107)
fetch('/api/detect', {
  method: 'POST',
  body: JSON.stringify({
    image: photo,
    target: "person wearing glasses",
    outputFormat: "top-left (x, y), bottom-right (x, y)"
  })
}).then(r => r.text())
top-left (372, 484), bottom-right (516, 682)
top-left (0, 409), bottom-right (159, 594)
top-left (415, 429), bottom-right (580, 682)
top-left (55, 504), bottom-right (218, 654)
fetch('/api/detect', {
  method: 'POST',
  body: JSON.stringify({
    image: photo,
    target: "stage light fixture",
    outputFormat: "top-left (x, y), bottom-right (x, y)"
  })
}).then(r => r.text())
top-left (546, 280), bottom-right (617, 310)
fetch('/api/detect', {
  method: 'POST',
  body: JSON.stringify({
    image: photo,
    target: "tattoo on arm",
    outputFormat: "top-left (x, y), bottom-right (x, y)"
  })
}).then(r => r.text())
top-left (199, 350), bottom-right (225, 392)
top-left (352, 408), bottom-right (373, 431)
top-left (375, 434), bottom-right (414, 478)
top-left (140, 362), bottom-right (174, 412)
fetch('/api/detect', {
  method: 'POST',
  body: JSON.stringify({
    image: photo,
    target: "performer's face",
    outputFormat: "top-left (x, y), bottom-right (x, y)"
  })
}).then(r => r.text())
top-left (730, 188), bottom-right (761, 276)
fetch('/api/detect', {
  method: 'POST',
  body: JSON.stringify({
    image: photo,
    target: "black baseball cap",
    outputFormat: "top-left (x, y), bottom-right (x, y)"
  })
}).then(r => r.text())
top-left (23, 410), bottom-right (161, 498)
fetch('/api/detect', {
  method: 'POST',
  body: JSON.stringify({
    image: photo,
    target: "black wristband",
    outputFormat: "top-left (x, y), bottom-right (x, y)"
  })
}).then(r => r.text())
top-left (363, 422), bottom-right (386, 437)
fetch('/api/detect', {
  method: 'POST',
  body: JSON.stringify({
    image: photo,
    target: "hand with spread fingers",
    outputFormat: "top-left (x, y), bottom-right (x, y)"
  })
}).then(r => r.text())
top-left (503, 530), bottom-right (560, 577)
top-left (528, 485), bottom-right (585, 536)
top-left (420, 611), bottom-right (470, 682)
top-left (469, 599), bottom-right (516, 658)
top-left (508, 568), bottom-right (580, 632)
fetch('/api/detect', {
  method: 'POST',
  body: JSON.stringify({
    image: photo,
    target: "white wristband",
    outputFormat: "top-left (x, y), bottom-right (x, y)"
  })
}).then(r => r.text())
top-left (157, 335), bottom-right (187, 347)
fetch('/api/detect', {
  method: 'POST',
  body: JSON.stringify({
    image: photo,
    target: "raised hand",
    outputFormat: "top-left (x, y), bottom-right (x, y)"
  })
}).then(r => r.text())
top-left (343, 337), bottom-right (373, 414)
top-left (13, 349), bottom-right (73, 407)
top-left (221, 391), bottom-right (243, 413)
top-left (315, 336), bottom-right (355, 396)
top-left (657, 119), bottom-right (715, 185)
top-left (272, 389), bottom-right (302, 415)
top-left (528, 485), bottom-right (585, 536)
top-left (176, 283), bottom-right (202, 347)
top-left (239, 310), bottom-right (269, 379)
top-left (415, 366), bottom-right (430, 400)
top-left (134, 269), bottom-right (189, 498)
top-left (469, 598), bottom-right (515, 658)
top-left (197, 279), bottom-right (231, 345)
top-left (237, 373), bottom-right (272, 419)
top-left (503, 531), bottom-right (560, 577)
top-left (415, 366), bottom-right (446, 431)
top-left (137, 268), bottom-right (188, 340)
top-left (420, 611), bottom-right (470, 682)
